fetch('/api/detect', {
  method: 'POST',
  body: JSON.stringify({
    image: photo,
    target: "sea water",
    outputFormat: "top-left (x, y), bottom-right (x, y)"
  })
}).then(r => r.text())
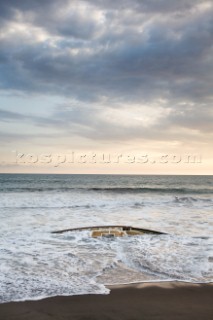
top-left (0, 174), bottom-right (212, 303)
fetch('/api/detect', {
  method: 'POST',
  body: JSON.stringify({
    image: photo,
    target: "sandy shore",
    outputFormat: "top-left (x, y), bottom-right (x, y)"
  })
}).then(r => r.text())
top-left (0, 282), bottom-right (213, 320)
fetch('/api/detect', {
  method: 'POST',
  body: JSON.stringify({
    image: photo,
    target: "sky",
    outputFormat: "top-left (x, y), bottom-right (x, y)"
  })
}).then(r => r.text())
top-left (0, 0), bottom-right (212, 174)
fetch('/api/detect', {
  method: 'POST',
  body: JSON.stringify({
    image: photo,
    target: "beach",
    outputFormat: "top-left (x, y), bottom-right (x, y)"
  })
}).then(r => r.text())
top-left (0, 282), bottom-right (213, 320)
top-left (0, 174), bottom-right (212, 307)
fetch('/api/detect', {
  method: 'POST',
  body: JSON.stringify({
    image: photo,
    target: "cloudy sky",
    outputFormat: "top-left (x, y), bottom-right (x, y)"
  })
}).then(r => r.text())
top-left (0, 0), bottom-right (212, 174)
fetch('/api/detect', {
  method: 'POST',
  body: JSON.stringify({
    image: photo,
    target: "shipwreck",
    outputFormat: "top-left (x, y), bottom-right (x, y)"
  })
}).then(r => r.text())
top-left (52, 225), bottom-right (165, 238)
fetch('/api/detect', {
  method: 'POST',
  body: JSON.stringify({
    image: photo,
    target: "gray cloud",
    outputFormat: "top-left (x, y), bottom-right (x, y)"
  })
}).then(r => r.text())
top-left (0, 108), bottom-right (64, 128)
top-left (37, 101), bottom-right (211, 145)
top-left (0, 109), bottom-right (24, 121)
top-left (0, 0), bottom-right (212, 145)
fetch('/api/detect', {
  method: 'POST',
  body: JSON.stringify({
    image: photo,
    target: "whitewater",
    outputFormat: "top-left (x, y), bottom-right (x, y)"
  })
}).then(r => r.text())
top-left (0, 174), bottom-right (212, 303)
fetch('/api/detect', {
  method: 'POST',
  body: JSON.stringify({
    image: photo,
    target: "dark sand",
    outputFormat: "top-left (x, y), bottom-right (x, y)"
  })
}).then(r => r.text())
top-left (0, 282), bottom-right (213, 320)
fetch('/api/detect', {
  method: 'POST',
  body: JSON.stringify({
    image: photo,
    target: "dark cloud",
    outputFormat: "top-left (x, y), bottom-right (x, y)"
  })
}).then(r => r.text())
top-left (0, 0), bottom-right (60, 17)
top-left (0, 1), bottom-right (212, 99)
top-left (0, 0), bottom-right (212, 144)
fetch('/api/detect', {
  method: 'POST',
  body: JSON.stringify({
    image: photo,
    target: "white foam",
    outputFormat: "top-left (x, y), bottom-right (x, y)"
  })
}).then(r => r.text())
top-left (0, 178), bottom-right (212, 303)
top-left (0, 229), bottom-right (213, 303)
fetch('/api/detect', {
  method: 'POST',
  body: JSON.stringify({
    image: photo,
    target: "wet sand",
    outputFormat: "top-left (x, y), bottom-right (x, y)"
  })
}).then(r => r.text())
top-left (0, 282), bottom-right (213, 320)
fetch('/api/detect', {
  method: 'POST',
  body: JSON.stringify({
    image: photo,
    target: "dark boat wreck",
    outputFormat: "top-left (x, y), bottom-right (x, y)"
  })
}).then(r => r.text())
top-left (52, 225), bottom-right (165, 238)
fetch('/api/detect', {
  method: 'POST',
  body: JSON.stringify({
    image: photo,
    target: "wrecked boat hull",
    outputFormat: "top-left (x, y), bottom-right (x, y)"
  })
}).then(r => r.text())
top-left (52, 225), bottom-right (165, 237)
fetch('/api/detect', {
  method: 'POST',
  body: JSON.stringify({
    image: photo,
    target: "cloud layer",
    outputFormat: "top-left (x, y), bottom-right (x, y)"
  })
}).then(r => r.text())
top-left (0, 0), bottom-right (212, 148)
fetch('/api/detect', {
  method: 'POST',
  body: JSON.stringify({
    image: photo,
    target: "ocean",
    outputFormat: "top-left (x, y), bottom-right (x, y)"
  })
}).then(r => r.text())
top-left (0, 174), bottom-right (212, 303)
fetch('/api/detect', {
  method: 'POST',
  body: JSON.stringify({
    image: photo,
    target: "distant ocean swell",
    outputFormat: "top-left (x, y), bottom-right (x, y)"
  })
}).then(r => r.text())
top-left (0, 187), bottom-right (213, 194)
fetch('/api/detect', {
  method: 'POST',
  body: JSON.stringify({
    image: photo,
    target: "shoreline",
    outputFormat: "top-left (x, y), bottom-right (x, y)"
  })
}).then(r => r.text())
top-left (107, 279), bottom-right (213, 287)
top-left (0, 282), bottom-right (213, 319)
